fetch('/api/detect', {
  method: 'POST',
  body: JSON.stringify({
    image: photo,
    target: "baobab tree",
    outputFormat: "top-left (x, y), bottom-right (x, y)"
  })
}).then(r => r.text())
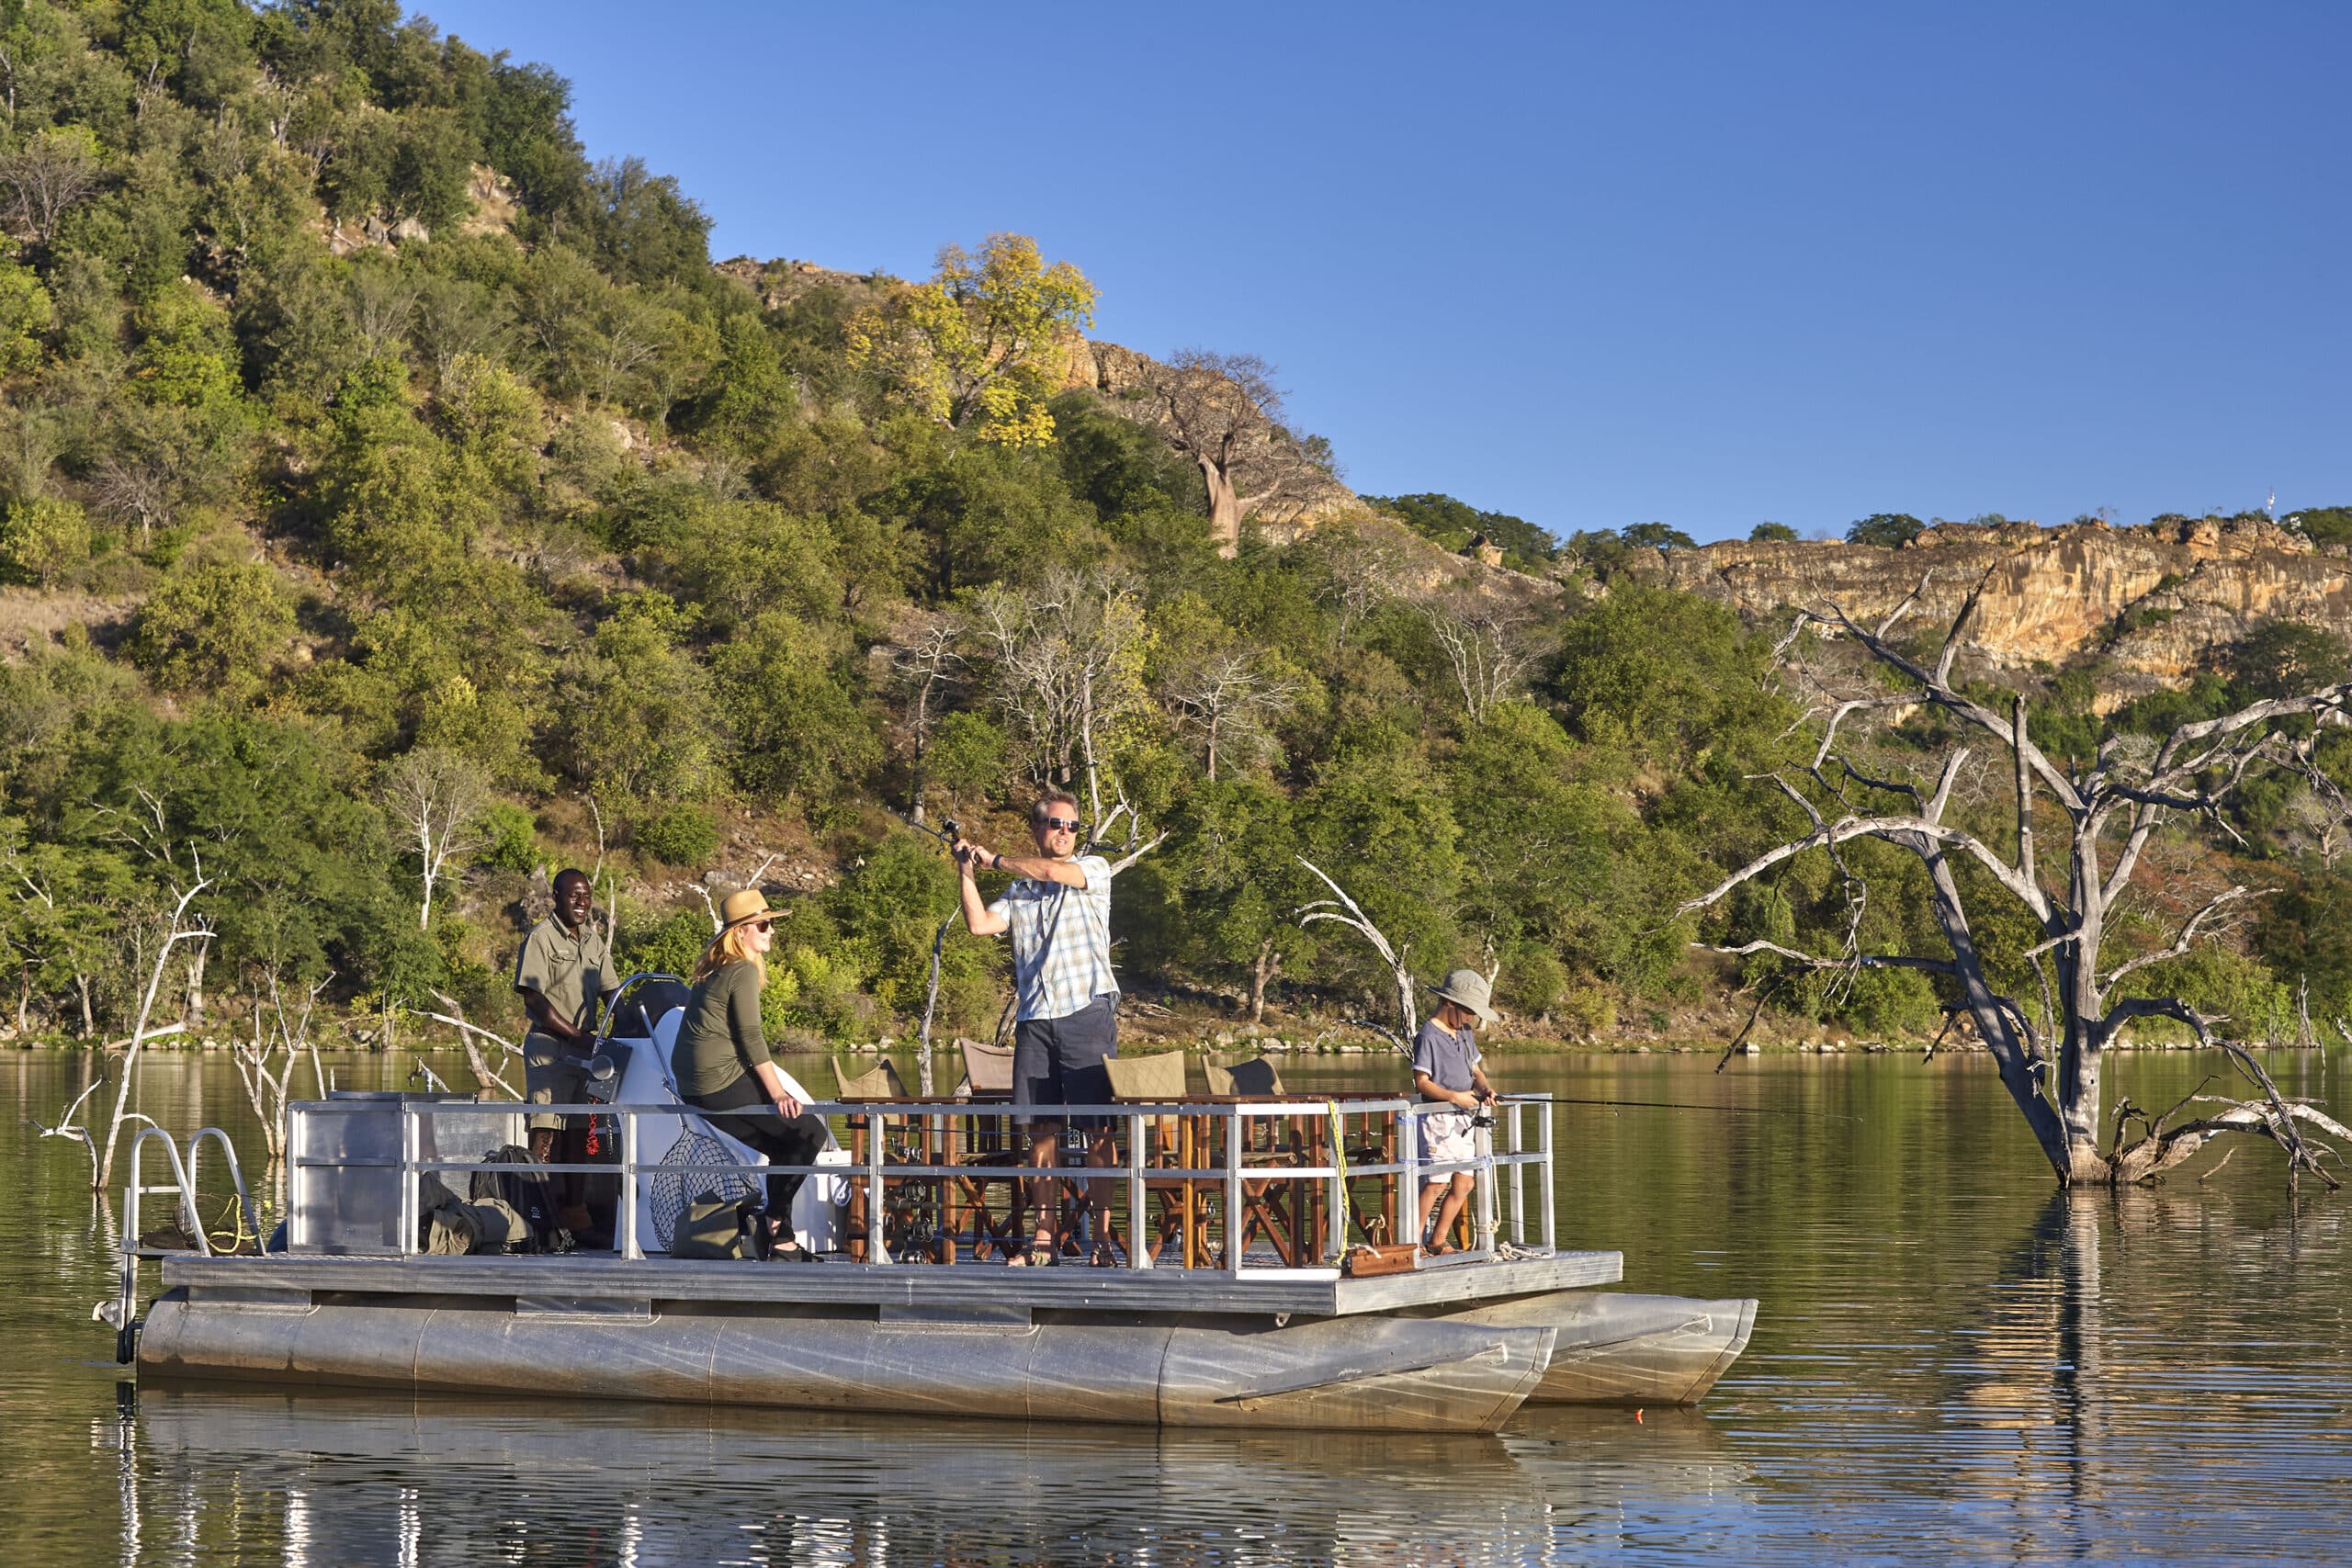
top-left (1676, 579), bottom-right (2352, 1190)
top-left (1136, 350), bottom-right (1332, 558)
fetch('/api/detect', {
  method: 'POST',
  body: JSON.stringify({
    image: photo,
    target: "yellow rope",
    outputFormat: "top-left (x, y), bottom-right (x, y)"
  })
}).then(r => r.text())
top-left (1327, 1100), bottom-right (1351, 1257)
top-left (203, 1192), bottom-right (256, 1254)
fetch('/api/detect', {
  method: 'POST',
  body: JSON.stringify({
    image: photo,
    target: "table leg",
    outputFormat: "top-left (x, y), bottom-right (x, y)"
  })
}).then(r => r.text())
top-left (846, 1122), bottom-right (868, 1263)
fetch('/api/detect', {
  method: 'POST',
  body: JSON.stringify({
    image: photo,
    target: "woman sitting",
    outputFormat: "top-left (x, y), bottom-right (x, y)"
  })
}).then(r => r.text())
top-left (673, 888), bottom-right (831, 1259)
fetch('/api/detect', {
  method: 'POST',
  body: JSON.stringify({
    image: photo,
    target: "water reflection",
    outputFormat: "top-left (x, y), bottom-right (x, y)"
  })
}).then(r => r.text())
top-left (12, 1051), bottom-right (2352, 1563)
top-left (118, 1386), bottom-right (1752, 1566)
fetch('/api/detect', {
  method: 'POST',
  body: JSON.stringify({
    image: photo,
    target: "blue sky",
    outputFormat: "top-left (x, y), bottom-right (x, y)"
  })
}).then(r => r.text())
top-left (415, 1), bottom-right (2351, 543)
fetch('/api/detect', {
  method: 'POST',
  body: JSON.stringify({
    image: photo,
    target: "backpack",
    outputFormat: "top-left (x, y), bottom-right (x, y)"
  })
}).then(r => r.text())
top-left (423, 1196), bottom-right (531, 1255)
top-left (668, 1192), bottom-right (769, 1260)
top-left (471, 1144), bottom-right (575, 1254)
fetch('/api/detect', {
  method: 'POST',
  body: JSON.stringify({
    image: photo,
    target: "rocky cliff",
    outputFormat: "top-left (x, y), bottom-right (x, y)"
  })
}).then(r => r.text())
top-left (1627, 517), bottom-right (2352, 702)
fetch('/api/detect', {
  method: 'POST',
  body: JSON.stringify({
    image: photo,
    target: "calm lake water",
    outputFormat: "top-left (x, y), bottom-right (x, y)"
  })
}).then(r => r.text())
top-left (4, 1044), bottom-right (2348, 1565)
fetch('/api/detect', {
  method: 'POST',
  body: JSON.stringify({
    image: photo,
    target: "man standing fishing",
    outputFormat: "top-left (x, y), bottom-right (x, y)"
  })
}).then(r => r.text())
top-left (953, 792), bottom-right (1120, 1266)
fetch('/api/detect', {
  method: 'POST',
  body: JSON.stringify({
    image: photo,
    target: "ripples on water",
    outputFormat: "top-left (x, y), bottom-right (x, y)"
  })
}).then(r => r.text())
top-left (4, 1049), bottom-right (2349, 1564)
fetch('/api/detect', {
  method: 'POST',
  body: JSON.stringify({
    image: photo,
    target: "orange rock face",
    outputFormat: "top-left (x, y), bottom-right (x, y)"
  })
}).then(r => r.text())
top-left (1631, 518), bottom-right (2352, 705)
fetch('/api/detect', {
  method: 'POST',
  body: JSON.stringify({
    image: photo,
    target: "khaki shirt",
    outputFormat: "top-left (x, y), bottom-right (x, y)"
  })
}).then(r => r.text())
top-left (514, 914), bottom-right (616, 1037)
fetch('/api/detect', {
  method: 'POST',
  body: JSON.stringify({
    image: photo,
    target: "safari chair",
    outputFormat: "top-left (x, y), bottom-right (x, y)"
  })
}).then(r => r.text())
top-left (953, 1037), bottom-right (1015, 1100)
top-left (1207, 1054), bottom-right (1313, 1267)
top-left (1102, 1049), bottom-right (1205, 1267)
top-left (831, 1057), bottom-right (929, 1261)
top-left (948, 1038), bottom-right (1023, 1261)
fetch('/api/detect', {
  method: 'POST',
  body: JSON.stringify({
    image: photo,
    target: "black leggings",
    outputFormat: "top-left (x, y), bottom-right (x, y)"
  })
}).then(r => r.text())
top-left (688, 1075), bottom-right (830, 1218)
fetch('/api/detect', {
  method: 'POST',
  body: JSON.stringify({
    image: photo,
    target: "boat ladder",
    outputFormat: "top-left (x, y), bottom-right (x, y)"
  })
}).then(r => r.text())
top-left (105, 1125), bottom-right (260, 1364)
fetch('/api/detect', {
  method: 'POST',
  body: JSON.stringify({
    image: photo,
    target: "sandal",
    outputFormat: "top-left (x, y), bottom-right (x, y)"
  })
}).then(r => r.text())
top-left (1007, 1240), bottom-right (1059, 1268)
top-left (1090, 1241), bottom-right (1120, 1269)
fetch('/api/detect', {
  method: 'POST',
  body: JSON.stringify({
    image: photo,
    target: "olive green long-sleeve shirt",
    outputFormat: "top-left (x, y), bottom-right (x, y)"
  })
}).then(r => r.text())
top-left (673, 959), bottom-right (769, 1098)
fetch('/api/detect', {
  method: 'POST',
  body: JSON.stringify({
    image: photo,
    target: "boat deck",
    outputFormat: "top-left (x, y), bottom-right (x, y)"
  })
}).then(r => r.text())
top-left (162, 1247), bottom-right (1623, 1318)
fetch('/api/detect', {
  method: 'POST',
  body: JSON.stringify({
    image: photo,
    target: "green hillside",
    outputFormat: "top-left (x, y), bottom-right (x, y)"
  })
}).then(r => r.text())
top-left (0, 0), bottom-right (2343, 1056)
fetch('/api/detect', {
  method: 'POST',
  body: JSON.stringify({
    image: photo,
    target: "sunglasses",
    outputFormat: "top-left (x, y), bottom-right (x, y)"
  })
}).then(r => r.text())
top-left (1037, 817), bottom-right (1080, 832)
top-left (750, 919), bottom-right (772, 933)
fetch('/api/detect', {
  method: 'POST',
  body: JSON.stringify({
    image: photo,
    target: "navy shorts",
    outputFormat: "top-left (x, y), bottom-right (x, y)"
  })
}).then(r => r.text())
top-left (1012, 995), bottom-right (1118, 1126)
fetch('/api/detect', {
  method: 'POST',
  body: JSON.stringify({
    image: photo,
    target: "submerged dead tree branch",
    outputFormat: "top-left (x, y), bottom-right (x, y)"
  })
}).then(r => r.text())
top-left (1676, 570), bottom-right (2352, 1190)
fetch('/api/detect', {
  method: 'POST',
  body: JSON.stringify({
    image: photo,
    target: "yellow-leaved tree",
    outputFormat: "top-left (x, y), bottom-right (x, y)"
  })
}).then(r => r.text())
top-left (849, 233), bottom-right (1096, 447)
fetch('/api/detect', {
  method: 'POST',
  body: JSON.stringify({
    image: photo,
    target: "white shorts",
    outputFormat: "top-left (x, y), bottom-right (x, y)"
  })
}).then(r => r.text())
top-left (1418, 1109), bottom-right (1477, 1180)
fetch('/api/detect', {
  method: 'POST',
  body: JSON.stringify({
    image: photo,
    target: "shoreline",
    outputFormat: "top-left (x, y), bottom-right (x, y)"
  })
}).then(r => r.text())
top-left (6, 1033), bottom-right (2327, 1057)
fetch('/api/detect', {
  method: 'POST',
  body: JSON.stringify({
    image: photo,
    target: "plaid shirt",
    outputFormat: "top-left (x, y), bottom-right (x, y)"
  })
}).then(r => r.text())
top-left (989, 853), bottom-right (1117, 1021)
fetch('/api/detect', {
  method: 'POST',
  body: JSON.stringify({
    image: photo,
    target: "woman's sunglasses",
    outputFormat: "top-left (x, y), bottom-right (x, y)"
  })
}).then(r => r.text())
top-left (751, 919), bottom-right (773, 932)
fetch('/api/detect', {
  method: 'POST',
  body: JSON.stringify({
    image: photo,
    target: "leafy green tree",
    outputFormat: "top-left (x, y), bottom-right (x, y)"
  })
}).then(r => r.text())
top-left (1621, 521), bottom-right (1695, 549)
top-left (679, 310), bottom-right (794, 460)
top-left (0, 247), bottom-right (51, 374)
top-left (849, 232), bottom-right (1096, 447)
top-left (1367, 492), bottom-right (1556, 561)
top-left (1295, 741), bottom-right (1464, 997)
top-left (632, 800), bottom-right (718, 866)
top-left (875, 444), bottom-right (1101, 598)
top-left (0, 495), bottom-right (86, 585)
top-left (712, 610), bottom-right (879, 811)
top-left (125, 560), bottom-right (294, 698)
top-left (1548, 582), bottom-right (1781, 761)
top-left (1847, 512), bottom-right (1925, 547)
top-left (2291, 504), bottom-right (2352, 548)
top-left (551, 592), bottom-right (716, 801)
top-left (2224, 623), bottom-right (2350, 700)
top-left (1748, 521), bottom-right (1799, 542)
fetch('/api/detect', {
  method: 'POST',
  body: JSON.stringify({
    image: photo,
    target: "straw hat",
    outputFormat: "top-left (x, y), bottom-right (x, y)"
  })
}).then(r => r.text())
top-left (1429, 968), bottom-right (1500, 1026)
top-left (717, 887), bottom-right (774, 932)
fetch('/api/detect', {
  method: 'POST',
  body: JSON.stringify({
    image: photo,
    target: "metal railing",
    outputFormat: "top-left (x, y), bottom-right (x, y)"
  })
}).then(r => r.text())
top-left (113, 1124), bottom-right (257, 1361)
top-left (286, 1092), bottom-right (1557, 1277)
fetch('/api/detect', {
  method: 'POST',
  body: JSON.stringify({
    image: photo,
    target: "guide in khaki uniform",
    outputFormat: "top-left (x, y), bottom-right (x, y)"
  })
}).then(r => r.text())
top-left (514, 868), bottom-right (618, 1234)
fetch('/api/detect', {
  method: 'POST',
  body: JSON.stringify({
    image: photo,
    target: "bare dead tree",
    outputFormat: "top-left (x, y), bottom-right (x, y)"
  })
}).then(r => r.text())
top-left (1676, 576), bottom-right (2352, 1190)
top-left (413, 278), bottom-right (511, 385)
top-left (379, 747), bottom-right (492, 931)
top-left (913, 910), bottom-right (959, 1096)
top-left (1295, 857), bottom-right (1418, 1056)
top-left (417, 988), bottom-right (521, 1099)
top-left (973, 570), bottom-right (1142, 805)
top-left (889, 614), bottom-right (967, 824)
top-left (96, 861), bottom-right (212, 1191)
top-left (1310, 523), bottom-right (1406, 650)
top-left (1137, 350), bottom-right (1331, 558)
top-left (1164, 647), bottom-right (1300, 781)
top-left (346, 262), bottom-right (419, 359)
top-left (0, 127), bottom-right (101, 245)
top-left (0, 399), bottom-right (62, 505)
top-left (1419, 595), bottom-right (1536, 723)
top-left (230, 975), bottom-right (330, 1207)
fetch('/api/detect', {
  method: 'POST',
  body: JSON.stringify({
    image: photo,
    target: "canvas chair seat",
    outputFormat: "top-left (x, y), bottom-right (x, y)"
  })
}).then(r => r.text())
top-left (832, 1057), bottom-right (909, 1101)
top-left (953, 1037), bottom-right (1014, 1100)
top-left (1102, 1049), bottom-right (1188, 1103)
top-left (1204, 1054), bottom-right (1284, 1098)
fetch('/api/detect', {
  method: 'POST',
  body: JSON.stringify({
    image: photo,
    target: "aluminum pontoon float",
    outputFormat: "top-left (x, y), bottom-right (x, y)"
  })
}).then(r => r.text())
top-left (116, 1010), bottom-right (1755, 1434)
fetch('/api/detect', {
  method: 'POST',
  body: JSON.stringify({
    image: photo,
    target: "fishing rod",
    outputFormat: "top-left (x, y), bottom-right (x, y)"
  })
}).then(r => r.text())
top-left (1326, 1020), bottom-right (1846, 1118)
top-left (1544, 1095), bottom-right (1793, 1116)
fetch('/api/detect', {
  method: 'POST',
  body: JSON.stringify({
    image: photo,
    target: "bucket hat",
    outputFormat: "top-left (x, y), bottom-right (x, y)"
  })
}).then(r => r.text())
top-left (1429, 968), bottom-right (1500, 1026)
